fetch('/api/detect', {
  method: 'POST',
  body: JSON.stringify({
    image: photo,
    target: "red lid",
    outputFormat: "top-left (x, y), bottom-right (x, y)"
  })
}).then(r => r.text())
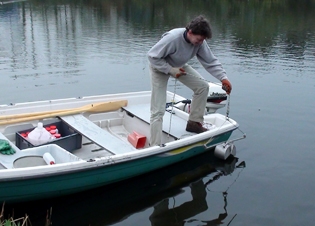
top-left (50, 130), bottom-right (56, 135)
top-left (50, 125), bottom-right (57, 130)
top-left (54, 133), bottom-right (61, 138)
top-left (21, 133), bottom-right (27, 137)
top-left (45, 127), bottom-right (51, 131)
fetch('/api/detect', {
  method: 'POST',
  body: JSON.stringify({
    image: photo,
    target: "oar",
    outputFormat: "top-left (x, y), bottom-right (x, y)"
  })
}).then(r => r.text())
top-left (0, 109), bottom-right (66, 120)
top-left (0, 100), bottom-right (128, 125)
top-left (0, 100), bottom-right (128, 120)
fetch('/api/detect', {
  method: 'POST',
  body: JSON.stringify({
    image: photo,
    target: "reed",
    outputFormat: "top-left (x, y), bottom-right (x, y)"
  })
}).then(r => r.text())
top-left (0, 202), bottom-right (52, 226)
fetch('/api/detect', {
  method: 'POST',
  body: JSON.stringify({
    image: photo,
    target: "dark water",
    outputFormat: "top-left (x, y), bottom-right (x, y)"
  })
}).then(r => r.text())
top-left (1, 0), bottom-right (315, 225)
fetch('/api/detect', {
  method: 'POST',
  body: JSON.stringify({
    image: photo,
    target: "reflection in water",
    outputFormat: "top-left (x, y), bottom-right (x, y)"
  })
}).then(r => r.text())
top-left (150, 160), bottom-right (246, 226)
top-left (6, 151), bottom-right (245, 226)
top-left (150, 180), bottom-right (208, 226)
top-left (0, 0), bottom-right (314, 84)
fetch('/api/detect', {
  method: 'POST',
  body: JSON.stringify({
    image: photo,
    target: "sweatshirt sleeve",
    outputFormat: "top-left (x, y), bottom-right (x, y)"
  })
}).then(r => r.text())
top-left (147, 33), bottom-right (174, 74)
top-left (197, 42), bottom-right (228, 81)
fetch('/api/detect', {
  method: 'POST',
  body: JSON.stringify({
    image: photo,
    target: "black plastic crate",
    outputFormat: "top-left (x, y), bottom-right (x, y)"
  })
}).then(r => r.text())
top-left (16, 121), bottom-right (82, 152)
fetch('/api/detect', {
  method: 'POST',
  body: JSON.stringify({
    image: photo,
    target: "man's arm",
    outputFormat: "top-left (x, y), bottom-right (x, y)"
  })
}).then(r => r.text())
top-left (197, 42), bottom-right (232, 94)
top-left (197, 42), bottom-right (228, 81)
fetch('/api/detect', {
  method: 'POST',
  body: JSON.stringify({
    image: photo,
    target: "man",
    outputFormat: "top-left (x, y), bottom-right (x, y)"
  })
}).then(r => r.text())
top-left (147, 15), bottom-right (232, 146)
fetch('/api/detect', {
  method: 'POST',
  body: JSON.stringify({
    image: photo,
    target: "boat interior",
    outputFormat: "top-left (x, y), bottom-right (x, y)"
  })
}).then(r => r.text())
top-left (0, 101), bottom-right (225, 170)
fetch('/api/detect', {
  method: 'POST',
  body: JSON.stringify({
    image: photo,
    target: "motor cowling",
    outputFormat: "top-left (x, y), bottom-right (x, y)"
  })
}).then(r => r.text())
top-left (206, 82), bottom-right (227, 113)
top-left (167, 82), bottom-right (227, 114)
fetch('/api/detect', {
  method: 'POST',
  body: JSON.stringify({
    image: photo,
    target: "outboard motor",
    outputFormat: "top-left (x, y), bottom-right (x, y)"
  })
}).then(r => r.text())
top-left (206, 82), bottom-right (227, 114)
top-left (167, 82), bottom-right (227, 114)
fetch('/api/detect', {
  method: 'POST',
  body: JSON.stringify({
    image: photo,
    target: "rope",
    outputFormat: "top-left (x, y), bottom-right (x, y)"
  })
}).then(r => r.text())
top-left (226, 94), bottom-right (230, 119)
top-left (167, 78), bottom-right (177, 138)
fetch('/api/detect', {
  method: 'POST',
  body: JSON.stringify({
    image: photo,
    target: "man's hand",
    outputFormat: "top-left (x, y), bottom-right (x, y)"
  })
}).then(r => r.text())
top-left (169, 67), bottom-right (186, 78)
top-left (221, 79), bottom-right (232, 95)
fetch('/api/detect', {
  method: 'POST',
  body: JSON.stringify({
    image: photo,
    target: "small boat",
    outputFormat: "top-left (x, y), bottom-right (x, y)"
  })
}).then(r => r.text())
top-left (0, 83), bottom-right (245, 203)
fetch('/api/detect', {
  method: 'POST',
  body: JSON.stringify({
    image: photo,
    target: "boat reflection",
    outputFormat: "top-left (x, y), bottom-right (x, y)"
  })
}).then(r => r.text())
top-left (149, 158), bottom-right (245, 226)
top-left (7, 150), bottom-right (245, 226)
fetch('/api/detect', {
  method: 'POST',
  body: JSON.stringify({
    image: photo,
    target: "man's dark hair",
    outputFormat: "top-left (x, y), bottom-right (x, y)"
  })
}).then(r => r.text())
top-left (186, 15), bottom-right (212, 39)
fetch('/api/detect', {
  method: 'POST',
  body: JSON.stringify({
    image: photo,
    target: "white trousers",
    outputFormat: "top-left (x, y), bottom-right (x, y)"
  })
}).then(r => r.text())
top-left (149, 64), bottom-right (209, 146)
